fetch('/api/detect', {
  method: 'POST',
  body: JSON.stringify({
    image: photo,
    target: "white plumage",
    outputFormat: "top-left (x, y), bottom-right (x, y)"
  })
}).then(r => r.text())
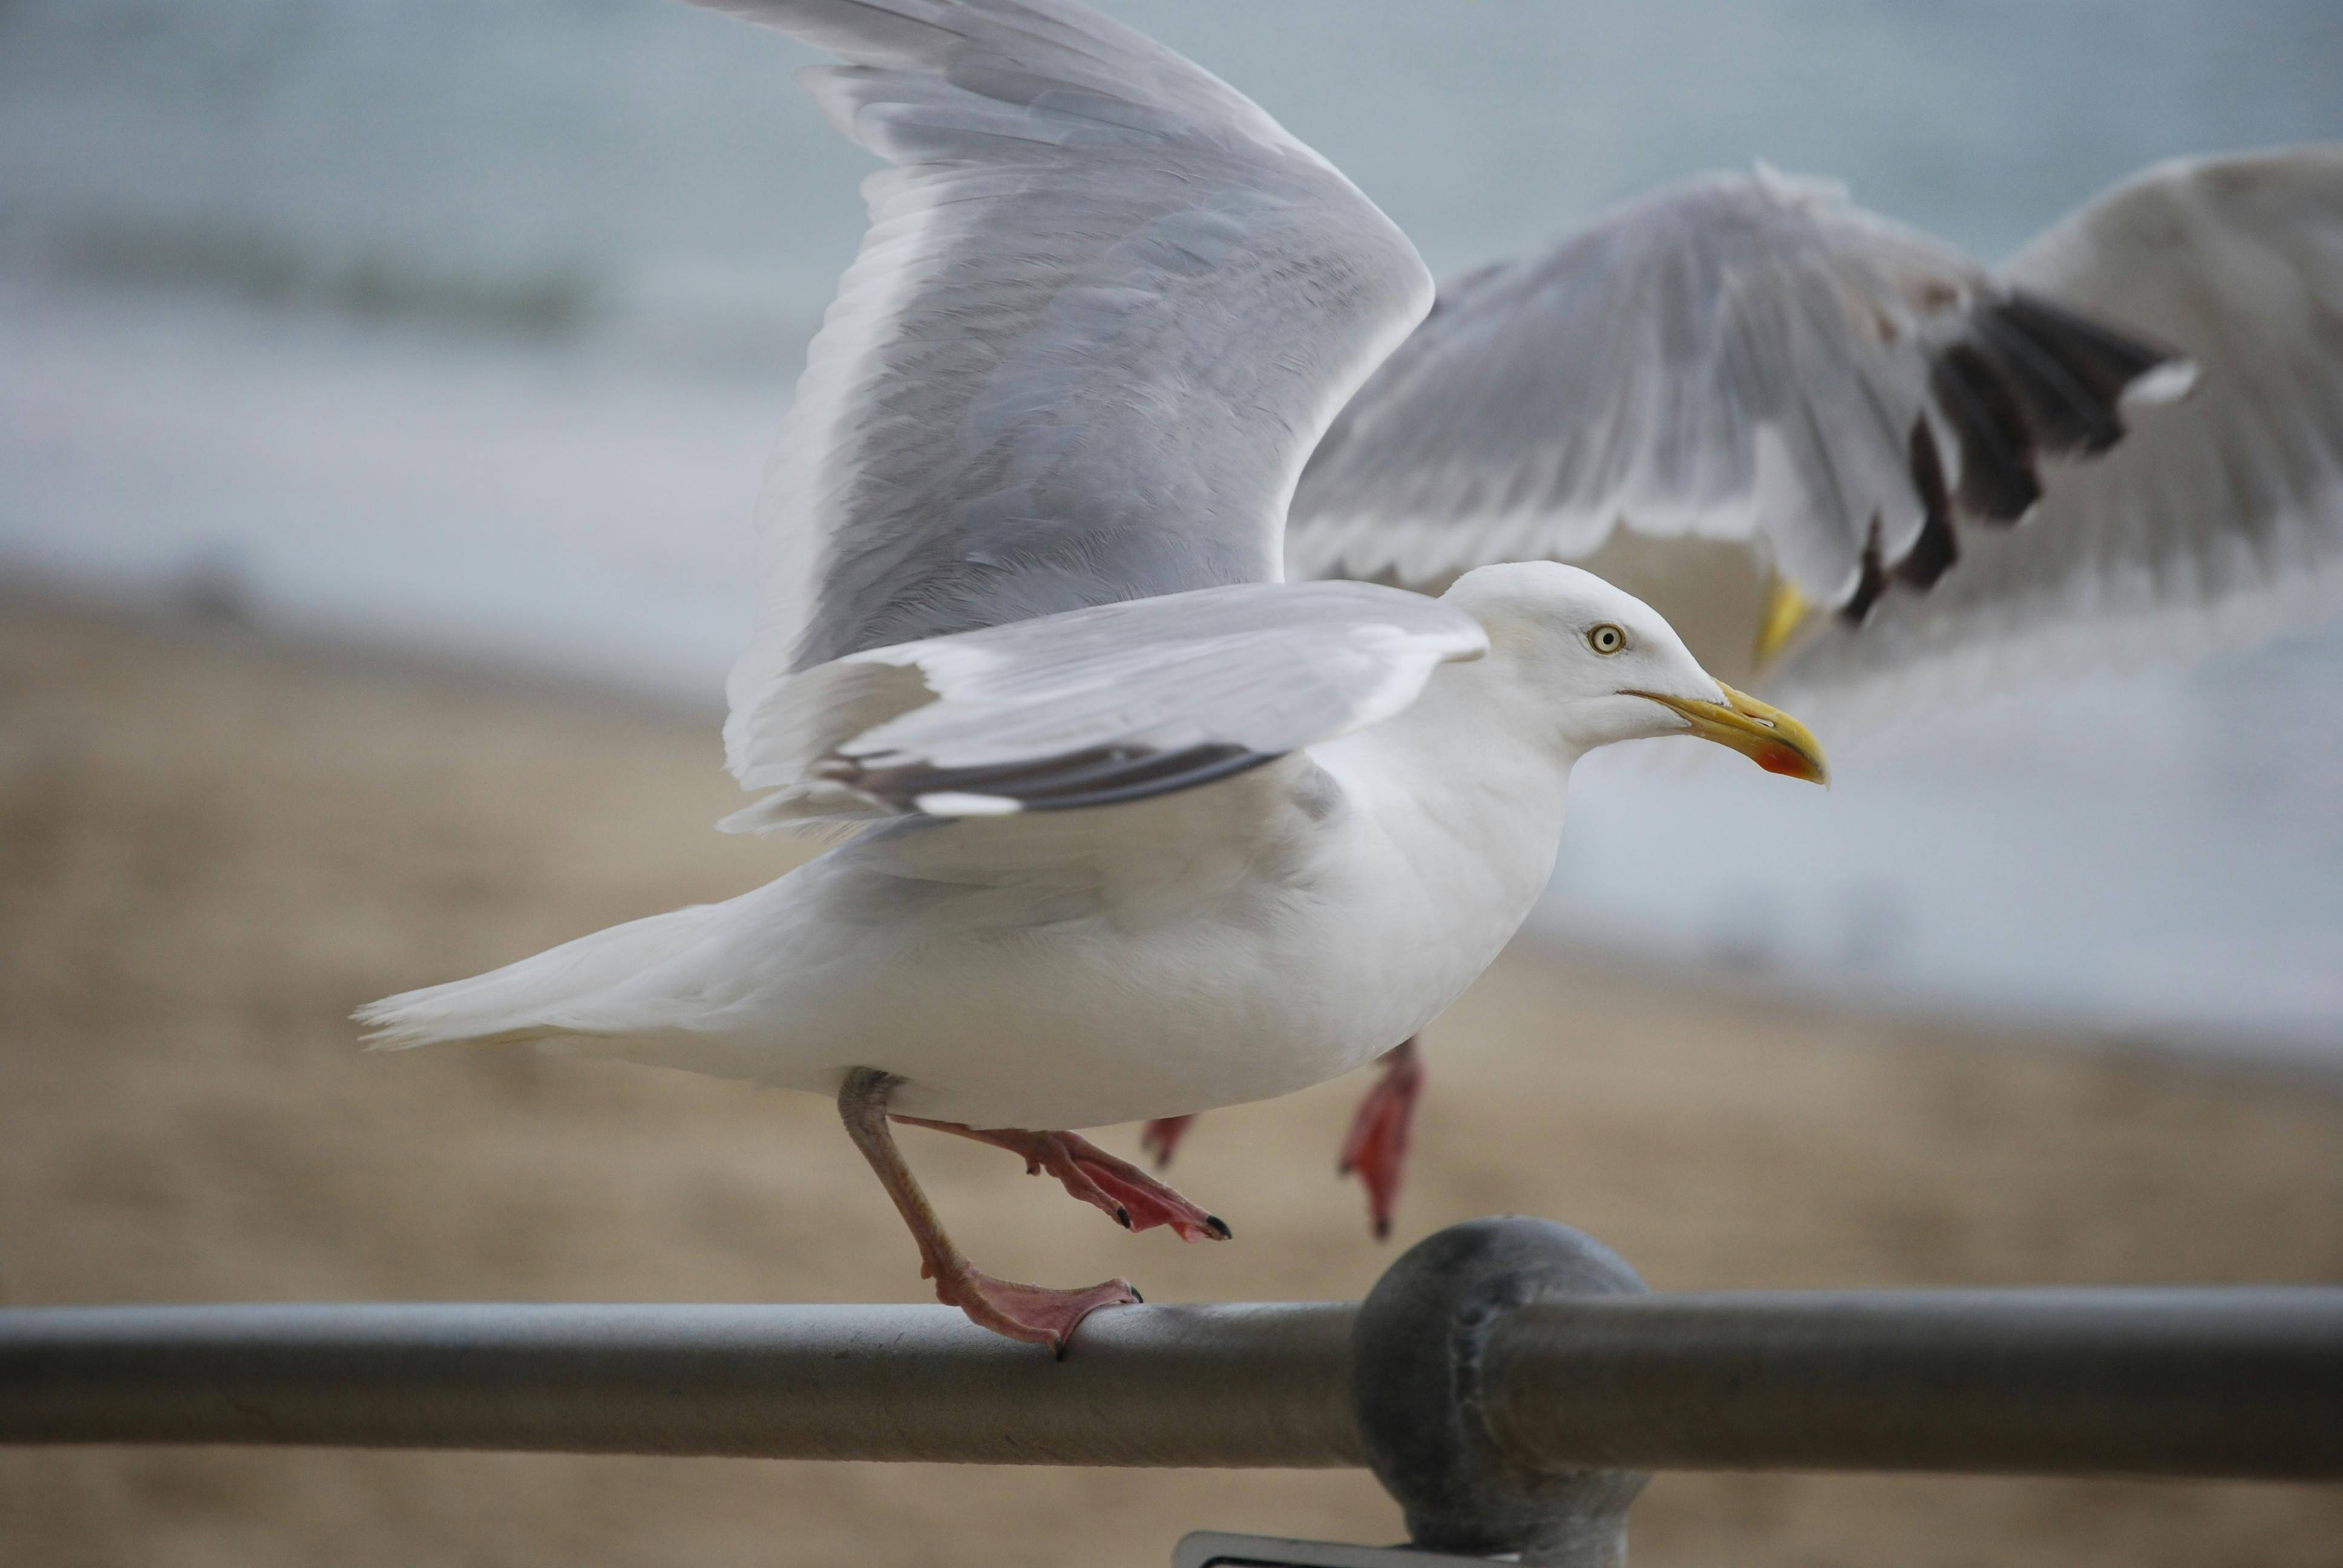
top-left (358, 0), bottom-right (1828, 1347)
top-left (361, 1), bottom-right (2343, 1348)
top-left (361, 566), bottom-right (1804, 1132)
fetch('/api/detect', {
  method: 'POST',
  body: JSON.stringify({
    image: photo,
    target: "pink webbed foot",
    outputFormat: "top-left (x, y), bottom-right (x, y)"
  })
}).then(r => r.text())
top-left (928, 1259), bottom-right (1140, 1356)
top-left (840, 1068), bottom-right (1145, 1356)
top-left (1337, 1037), bottom-right (1423, 1240)
top-left (1139, 1114), bottom-right (1198, 1169)
top-left (894, 1120), bottom-right (1233, 1243)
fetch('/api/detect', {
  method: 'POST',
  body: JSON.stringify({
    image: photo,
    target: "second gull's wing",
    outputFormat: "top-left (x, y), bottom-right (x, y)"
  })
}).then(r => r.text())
top-left (1289, 168), bottom-right (2183, 632)
top-left (1773, 147), bottom-right (2343, 730)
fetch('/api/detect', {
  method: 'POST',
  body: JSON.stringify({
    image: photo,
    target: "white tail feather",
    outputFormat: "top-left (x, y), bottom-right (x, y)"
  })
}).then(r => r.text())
top-left (354, 903), bottom-right (723, 1051)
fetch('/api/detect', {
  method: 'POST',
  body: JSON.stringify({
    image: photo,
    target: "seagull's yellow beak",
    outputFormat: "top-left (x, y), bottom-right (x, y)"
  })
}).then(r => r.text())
top-left (1628, 683), bottom-right (1830, 786)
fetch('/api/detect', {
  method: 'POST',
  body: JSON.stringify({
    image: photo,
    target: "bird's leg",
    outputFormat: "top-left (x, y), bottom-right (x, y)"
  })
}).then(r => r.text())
top-left (837, 1068), bottom-right (1139, 1354)
top-left (893, 1117), bottom-right (1232, 1243)
top-left (1139, 1113), bottom-right (1198, 1169)
top-left (1337, 1036), bottom-right (1424, 1240)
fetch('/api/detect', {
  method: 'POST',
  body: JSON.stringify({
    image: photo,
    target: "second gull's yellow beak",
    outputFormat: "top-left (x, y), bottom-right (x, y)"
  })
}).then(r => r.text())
top-left (1627, 683), bottom-right (1830, 786)
top-left (1755, 575), bottom-right (1817, 668)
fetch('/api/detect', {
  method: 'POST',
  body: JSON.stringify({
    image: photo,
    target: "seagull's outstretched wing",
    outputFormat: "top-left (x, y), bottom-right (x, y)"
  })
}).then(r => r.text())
top-left (1288, 165), bottom-right (2186, 618)
top-left (1772, 148), bottom-right (2343, 727)
top-left (720, 580), bottom-right (1486, 831)
top-left (696, 0), bottom-right (1433, 786)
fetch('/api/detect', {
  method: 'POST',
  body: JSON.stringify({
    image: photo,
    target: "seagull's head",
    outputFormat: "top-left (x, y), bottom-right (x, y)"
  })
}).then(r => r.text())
top-left (1443, 561), bottom-right (1829, 785)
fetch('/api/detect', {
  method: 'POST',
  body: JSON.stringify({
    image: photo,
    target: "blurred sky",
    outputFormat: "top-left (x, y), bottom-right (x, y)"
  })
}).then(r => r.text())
top-left (2, 0), bottom-right (2340, 1054)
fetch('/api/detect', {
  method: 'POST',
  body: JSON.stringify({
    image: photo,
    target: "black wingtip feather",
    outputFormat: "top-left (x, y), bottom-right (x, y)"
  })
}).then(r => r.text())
top-left (1841, 517), bottom-right (1890, 626)
top-left (821, 741), bottom-right (1280, 814)
top-left (1997, 291), bottom-right (2177, 408)
top-left (1850, 289), bottom-right (2176, 624)
top-left (1968, 290), bottom-right (2180, 460)
top-left (1929, 341), bottom-right (2043, 524)
top-left (1971, 310), bottom-right (2128, 456)
top-left (1921, 290), bottom-right (2179, 531)
top-left (1893, 419), bottom-right (1959, 591)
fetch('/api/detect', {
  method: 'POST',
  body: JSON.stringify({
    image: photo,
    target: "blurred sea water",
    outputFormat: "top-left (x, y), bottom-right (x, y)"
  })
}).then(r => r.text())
top-left (2, 0), bottom-right (2340, 1057)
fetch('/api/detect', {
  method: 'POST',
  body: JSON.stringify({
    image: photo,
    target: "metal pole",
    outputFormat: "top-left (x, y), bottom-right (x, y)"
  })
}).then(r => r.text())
top-left (0, 1301), bottom-right (1362, 1468)
top-left (4, 1274), bottom-right (2340, 1484)
top-left (1482, 1289), bottom-right (2343, 1479)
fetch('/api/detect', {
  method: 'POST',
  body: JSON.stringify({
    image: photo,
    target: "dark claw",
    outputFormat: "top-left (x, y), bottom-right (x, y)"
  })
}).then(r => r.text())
top-left (1204, 1214), bottom-right (1232, 1240)
top-left (1130, 1285), bottom-right (1144, 1304)
top-left (1116, 1206), bottom-right (1132, 1229)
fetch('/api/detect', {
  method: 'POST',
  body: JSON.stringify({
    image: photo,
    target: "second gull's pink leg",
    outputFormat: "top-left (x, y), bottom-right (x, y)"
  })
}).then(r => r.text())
top-left (1139, 1114), bottom-right (1198, 1169)
top-left (1337, 1037), bottom-right (1424, 1240)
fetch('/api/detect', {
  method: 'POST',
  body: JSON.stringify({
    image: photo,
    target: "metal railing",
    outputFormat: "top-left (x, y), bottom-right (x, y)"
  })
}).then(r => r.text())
top-left (0, 1300), bottom-right (1358, 1466)
top-left (5, 1218), bottom-right (2340, 1566)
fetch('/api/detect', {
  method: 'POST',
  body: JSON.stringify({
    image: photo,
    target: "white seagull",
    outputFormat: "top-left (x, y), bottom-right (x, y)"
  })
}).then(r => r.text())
top-left (358, 0), bottom-right (1828, 1350)
top-left (1149, 148), bottom-right (2343, 1228)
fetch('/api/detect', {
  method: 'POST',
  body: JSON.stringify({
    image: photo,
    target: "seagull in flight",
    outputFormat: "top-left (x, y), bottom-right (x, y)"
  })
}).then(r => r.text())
top-left (358, 0), bottom-right (1830, 1350)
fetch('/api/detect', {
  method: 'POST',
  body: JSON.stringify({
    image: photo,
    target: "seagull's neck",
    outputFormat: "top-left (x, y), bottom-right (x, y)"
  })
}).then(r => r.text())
top-left (1312, 655), bottom-right (1581, 928)
top-left (1384, 650), bottom-right (1584, 794)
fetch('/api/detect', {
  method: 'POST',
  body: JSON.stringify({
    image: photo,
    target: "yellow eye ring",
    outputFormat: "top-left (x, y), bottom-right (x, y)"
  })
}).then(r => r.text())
top-left (1588, 623), bottom-right (1627, 655)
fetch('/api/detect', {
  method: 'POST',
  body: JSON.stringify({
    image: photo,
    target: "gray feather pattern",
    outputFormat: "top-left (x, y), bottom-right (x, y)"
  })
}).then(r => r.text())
top-left (724, 580), bottom-right (1485, 824)
top-left (1774, 148), bottom-right (2343, 728)
top-left (696, 0), bottom-right (1435, 791)
top-left (1289, 168), bottom-right (1981, 596)
top-left (1288, 166), bottom-right (2183, 614)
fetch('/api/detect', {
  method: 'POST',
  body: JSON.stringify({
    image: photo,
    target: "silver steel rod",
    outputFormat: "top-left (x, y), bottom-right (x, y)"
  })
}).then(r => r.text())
top-left (0, 1301), bottom-right (1364, 1468)
top-left (8, 1289), bottom-right (2341, 1479)
top-left (1481, 1289), bottom-right (2343, 1479)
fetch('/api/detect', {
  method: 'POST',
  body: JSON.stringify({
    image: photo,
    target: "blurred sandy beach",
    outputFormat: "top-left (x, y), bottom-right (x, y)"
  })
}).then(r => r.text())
top-left (3, 592), bottom-right (2340, 1566)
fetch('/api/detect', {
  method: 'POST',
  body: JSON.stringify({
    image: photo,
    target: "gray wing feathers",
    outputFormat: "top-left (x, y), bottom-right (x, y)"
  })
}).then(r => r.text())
top-left (1291, 170), bottom-right (1968, 593)
top-left (695, 0), bottom-right (1305, 148)
top-left (1289, 168), bottom-right (2182, 616)
top-left (723, 580), bottom-right (1486, 827)
top-left (698, 0), bottom-right (1434, 788)
top-left (1773, 147), bottom-right (2343, 728)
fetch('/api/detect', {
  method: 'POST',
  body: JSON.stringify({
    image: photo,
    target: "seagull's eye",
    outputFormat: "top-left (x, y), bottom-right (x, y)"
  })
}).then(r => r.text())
top-left (1588, 623), bottom-right (1627, 656)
